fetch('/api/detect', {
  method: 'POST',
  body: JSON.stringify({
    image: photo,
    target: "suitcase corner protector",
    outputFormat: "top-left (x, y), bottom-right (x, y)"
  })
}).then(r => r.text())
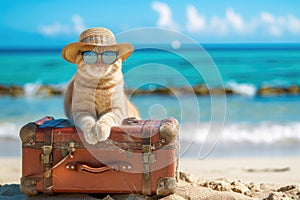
top-left (159, 118), bottom-right (179, 144)
top-left (156, 177), bottom-right (177, 196)
top-left (20, 177), bottom-right (40, 195)
top-left (19, 122), bottom-right (37, 145)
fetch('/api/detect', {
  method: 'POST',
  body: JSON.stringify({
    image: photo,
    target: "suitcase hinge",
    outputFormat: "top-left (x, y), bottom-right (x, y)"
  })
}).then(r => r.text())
top-left (41, 145), bottom-right (53, 164)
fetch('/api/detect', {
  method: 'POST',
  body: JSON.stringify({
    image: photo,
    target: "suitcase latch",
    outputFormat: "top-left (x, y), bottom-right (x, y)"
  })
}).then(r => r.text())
top-left (41, 145), bottom-right (53, 164)
top-left (142, 145), bottom-right (156, 164)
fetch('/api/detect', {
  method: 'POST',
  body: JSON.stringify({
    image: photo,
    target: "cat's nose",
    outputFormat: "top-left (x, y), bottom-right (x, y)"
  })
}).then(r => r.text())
top-left (96, 59), bottom-right (104, 68)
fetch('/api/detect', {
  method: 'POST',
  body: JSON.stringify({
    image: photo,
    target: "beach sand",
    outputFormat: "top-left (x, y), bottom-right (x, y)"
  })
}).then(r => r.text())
top-left (0, 156), bottom-right (299, 200)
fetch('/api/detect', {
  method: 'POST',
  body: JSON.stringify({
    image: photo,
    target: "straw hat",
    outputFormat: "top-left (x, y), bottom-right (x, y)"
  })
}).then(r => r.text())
top-left (62, 27), bottom-right (133, 63)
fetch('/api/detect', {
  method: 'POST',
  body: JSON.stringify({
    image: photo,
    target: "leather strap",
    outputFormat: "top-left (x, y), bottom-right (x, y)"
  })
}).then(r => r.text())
top-left (43, 128), bottom-right (53, 194)
top-left (142, 120), bottom-right (152, 195)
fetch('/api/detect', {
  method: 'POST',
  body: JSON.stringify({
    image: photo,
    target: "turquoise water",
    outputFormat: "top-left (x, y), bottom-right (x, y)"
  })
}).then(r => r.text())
top-left (1, 44), bottom-right (300, 157)
top-left (1, 44), bottom-right (300, 87)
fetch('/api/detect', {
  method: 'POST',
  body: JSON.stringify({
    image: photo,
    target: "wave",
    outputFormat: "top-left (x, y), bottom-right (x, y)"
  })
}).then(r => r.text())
top-left (225, 81), bottom-right (257, 96)
top-left (2, 120), bottom-right (300, 145)
top-left (221, 122), bottom-right (300, 144)
top-left (24, 82), bottom-right (42, 97)
top-left (1, 81), bottom-right (300, 97)
top-left (0, 122), bottom-right (20, 140)
top-left (180, 122), bottom-right (300, 145)
top-left (23, 82), bottom-right (67, 97)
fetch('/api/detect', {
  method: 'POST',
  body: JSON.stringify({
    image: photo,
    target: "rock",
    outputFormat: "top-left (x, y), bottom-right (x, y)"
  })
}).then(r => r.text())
top-left (265, 192), bottom-right (290, 200)
top-left (102, 195), bottom-right (114, 200)
top-left (36, 85), bottom-right (53, 96)
top-left (10, 85), bottom-right (24, 96)
top-left (257, 86), bottom-right (287, 96)
top-left (264, 185), bottom-right (300, 200)
top-left (179, 171), bottom-right (199, 184)
top-left (129, 87), bottom-right (175, 96)
top-left (225, 87), bottom-right (235, 94)
top-left (257, 85), bottom-right (300, 96)
top-left (179, 86), bottom-right (194, 94)
top-left (246, 182), bottom-right (261, 192)
top-left (0, 85), bottom-right (10, 95)
top-left (210, 87), bottom-right (234, 95)
top-left (231, 180), bottom-right (252, 197)
top-left (277, 185), bottom-right (297, 192)
top-left (0, 84), bottom-right (24, 96)
top-left (53, 89), bottom-right (63, 95)
top-left (36, 85), bottom-right (63, 96)
top-left (200, 178), bottom-right (232, 192)
top-left (287, 85), bottom-right (300, 94)
top-left (276, 185), bottom-right (300, 199)
top-left (192, 84), bottom-right (209, 95)
top-left (153, 87), bottom-right (175, 95)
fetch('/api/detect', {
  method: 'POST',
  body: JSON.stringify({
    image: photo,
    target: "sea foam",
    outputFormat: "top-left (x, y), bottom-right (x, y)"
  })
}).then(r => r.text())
top-left (179, 122), bottom-right (300, 145)
top-left (226, 81), bottom-right (257, 96)
top-left (1, 121), bottom-right (299, 145)
top-left (0, 122), bottom-right (20, 139)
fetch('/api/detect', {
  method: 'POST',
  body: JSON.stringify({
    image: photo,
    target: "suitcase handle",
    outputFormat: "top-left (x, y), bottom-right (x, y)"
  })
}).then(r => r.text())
top-left (65, 162), bottom-right (132, 173)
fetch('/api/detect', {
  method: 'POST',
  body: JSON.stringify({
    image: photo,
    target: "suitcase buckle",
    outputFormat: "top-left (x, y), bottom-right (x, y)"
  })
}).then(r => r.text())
top-left (41, 145), bottom-right (53, 164)
top-left (142, 145), bottom-right (156, 164)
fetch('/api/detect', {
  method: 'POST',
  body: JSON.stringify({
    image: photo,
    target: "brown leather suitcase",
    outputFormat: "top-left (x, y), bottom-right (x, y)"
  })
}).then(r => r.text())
top-left (19, 116), bottom-right (179, 196)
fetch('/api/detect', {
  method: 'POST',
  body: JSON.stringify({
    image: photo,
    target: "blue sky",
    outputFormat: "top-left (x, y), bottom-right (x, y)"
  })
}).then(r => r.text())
top-left (1, 0), bottom-right (300, 47)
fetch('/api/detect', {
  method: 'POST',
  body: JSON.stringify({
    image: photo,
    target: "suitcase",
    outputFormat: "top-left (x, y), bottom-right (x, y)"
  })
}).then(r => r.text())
top-left (19, 116), bottom-right (179, 196)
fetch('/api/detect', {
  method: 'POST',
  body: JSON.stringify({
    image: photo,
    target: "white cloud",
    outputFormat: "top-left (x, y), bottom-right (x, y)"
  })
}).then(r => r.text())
top-left (287, 14), bottom-right (300, 34)
top-left (259, 12), bottom-right (300, 36)
top-left (72, 14), bottom-right (86, 34)
top-left (225, 8), bottom-right (245, 33)
top-left (186, 5), bottom-right (206, 33)
top-left (38, 22), bottom-right (70, 36)
top-left (38, 14), bottom-right (86, 36)
top-left (154, 3), bottom-right (300, 39)
top-left (260, 12), bottom-right (283, 36)
top-left (185, 7), bottom-right (248, 36)
top-left (151, 1), bottom-right (178, 29)
top-left (260, 12), bottom-right (275, 24)
top-left (150, 2), bottom-right (300, 39)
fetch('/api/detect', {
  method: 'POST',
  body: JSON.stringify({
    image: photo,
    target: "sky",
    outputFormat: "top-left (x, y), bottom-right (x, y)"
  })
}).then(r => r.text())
top-left (1, 0), bottom-right (300, 47)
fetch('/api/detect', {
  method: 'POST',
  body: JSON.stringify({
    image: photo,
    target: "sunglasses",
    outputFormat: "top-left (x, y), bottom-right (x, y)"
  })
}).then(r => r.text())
top-left (81, 51), bottom-right (119, 65)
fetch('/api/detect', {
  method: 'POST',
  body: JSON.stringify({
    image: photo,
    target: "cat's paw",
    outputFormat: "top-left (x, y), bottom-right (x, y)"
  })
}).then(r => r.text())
top-left (83, 128), bottom-right (98, 145)
top-left (95, 122), bottom-right (111, 142)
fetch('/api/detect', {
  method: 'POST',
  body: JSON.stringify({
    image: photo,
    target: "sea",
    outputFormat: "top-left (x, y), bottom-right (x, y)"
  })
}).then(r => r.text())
top-left (0, 43), bottom-right (300, 158)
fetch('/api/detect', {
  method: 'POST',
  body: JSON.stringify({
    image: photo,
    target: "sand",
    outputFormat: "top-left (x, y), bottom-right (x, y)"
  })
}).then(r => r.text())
top-left (0, 156), bottom-right (299, 200)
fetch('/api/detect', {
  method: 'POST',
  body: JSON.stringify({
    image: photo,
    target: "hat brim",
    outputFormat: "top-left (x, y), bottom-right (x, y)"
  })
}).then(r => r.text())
top-left (62, 42), bottom-right (134, 64)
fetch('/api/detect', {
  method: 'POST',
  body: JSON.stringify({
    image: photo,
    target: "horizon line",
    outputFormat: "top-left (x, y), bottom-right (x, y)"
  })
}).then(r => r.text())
top-left (1, 42), bottom-right (300, 52)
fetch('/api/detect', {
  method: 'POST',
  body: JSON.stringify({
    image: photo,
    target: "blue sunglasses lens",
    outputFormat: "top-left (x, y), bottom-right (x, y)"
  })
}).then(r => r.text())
top-left (102, 51), bottom-right (118, 64)
top-left (82, 51), bottom-right (118, 64)
top-left (82, 51), bottom-right (97, 64)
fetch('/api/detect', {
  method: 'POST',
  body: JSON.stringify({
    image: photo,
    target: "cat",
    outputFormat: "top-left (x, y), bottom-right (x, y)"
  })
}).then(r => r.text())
top-left (64, 49), bottom-right (140, 145)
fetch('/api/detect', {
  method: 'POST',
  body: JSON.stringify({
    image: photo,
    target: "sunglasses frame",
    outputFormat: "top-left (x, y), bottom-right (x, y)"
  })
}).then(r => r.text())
top-left (81, 50), bottom-right (119, 65)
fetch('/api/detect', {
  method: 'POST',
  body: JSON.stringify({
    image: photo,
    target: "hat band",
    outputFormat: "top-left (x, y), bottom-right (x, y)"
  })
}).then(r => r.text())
top-left (81, 35), bottom-right (116, 45)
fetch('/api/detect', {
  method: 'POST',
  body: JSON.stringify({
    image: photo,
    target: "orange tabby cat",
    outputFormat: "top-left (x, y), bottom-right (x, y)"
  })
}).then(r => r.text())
top-left (62, 28), bottom-right (139, 144)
